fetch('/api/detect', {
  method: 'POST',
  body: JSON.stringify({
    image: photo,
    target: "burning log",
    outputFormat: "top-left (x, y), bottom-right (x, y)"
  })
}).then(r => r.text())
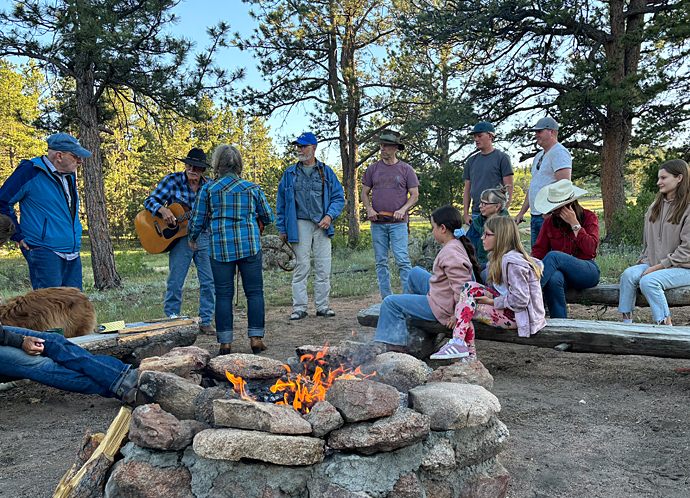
top-left (53, 406), bottom-right (131, 498)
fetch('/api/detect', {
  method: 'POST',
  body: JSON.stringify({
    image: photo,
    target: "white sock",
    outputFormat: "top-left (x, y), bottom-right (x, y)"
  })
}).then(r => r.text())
top-left (622, 318), bottom-right (632, 323)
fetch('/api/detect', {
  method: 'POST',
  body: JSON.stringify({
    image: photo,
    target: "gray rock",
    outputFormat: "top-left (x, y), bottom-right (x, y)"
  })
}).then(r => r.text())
top-left (139, 346), bottom-right (211, 382)
top-left (138, 370), bottom-right (204, 420)
top-left (193, 428), bottom-right (325, 466)
top-left (303, 401), bottom-right (344, 437)
top-left (207, 353), bottom-right (288, 380)
top-left (426, 361), bottom-right (494, 391)
top-left (129, 404), bottom-right (209, 451)
top-left (448, 416), bottom-right (509, 468)
top-left (261, 234), bottom-right (294, 270)
top-left (327, 408), bottom-right (430, 455)
top-left (112, 461), bottom-right (193, 498)
top-left (326, 379), bottom-right (400, 422)
top-left (360, 352), bottom-right (429, 393)
top-left (193, 386), bottom-right (239, 425)
top-left (421, 439), bottom-right (456, 477)
top-left (307, 480), bottom-right (372, 497)
top-left (455, 458), bottom-right (510, 498)
top-left (408, 383), bottom-right (500, 430)
top-left (387, 473), bottom-right (422, 498)
top-left (213, 398), bottom-right (313, 434)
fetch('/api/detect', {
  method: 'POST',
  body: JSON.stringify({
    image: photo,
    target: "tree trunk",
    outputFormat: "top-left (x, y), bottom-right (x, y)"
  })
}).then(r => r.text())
top-left (600, 111), bottom-right (630, 234)
top-left (75, 66), bottom-right (122, 290)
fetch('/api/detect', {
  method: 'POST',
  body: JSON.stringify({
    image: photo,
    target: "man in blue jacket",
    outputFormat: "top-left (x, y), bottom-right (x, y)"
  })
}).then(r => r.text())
top-left (277, 132), bottom-right (345, 320)
top-left (0, 133), bottom-right (91, 290)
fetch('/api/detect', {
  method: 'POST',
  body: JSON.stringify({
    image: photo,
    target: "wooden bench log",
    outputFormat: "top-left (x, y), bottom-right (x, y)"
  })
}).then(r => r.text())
top-left (358, 303), bottom-right (690, 360)
top-left (0, 323), bottom-right (198, 385)
top-left (565, 284), bottom-right (690, 307)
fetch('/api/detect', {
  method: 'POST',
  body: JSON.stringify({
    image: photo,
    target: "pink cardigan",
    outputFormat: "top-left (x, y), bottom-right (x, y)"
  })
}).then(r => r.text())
top-left (492, 250), bottom-right (546, 337)
top-left (428, 239), bottom-right (474, 323)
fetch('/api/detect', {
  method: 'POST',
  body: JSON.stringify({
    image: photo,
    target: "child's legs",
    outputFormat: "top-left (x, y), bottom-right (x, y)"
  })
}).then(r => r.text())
top-left (639, 267), bottom-right (690, 324)
top-left (453, 282), bottom-right (502, 358)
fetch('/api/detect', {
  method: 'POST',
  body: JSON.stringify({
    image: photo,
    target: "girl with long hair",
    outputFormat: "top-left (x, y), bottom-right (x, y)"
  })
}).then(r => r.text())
top-left (531, 179), bottom-right (600, 318)
top-left (431, 216), bottom-right (546, 360)
top-left (619, 159), bottom-right (690, 325)
top-left (374, 205), bottom-right (481, 353)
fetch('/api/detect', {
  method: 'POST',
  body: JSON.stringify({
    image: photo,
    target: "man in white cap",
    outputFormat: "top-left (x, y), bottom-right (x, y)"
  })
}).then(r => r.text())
top-left (145, 148), bottom-right (216, 334)
top-left (515, 117), bottom-right (572, 246)
top-left (0, 133), bottom-right (92, 290)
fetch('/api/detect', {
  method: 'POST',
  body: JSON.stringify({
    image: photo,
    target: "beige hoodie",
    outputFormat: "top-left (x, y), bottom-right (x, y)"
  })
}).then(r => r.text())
top-left (639, 198), bottom-right (690, 268)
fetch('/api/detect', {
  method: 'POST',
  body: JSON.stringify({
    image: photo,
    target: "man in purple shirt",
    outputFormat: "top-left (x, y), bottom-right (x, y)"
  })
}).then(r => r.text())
top-left (362, 130), bottom-right (420, 299)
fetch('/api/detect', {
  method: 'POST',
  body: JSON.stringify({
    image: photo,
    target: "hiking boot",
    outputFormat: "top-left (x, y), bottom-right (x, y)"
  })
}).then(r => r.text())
top-left (429, 340), bottom-right (470, 360)
top-left (219, 343), bottom-right (232, 355)
top-left (115, 368), bottom-right (139, 406)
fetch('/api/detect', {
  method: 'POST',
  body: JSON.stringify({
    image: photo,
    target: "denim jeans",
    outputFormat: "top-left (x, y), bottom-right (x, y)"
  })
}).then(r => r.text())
top-left (530, 214), bottom-right (545, 248)
top-left (541, 251), bottom-right (600, 318)
top-left (210, 251), bottom-right (265, 344)
top-left (165, 232), bottom-right (215, 326)
top-left (618, 264), bottom-right (690, 323)
top-left (371, 222), bottom-right (412, 299)
top-left (374, 266), bottom-right (437, 346)
top-left (292, 219), bottom-right (332, 313)
top-left (21, 245), bottom-right (83, 291)
top-left (0, 327), bottom-right (130, 397)
top-left (466, 214), bottom-right (481, 257)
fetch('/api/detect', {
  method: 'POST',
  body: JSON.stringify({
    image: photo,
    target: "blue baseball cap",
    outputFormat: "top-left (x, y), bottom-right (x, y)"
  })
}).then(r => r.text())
top-left (47, 133), bottom-right (92, 158)
top-left (291, 132), bottom-right (318, 146)
top-left (471, 122), bottom-right (495, 135)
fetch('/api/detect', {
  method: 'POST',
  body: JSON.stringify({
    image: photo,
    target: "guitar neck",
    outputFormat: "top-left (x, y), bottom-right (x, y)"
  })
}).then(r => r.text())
top-left (177, 211), bottom-right (192, 223)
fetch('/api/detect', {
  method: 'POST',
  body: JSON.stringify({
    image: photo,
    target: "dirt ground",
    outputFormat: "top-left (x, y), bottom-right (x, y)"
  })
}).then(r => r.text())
top-left (1, 293), bottom-right (689, 497)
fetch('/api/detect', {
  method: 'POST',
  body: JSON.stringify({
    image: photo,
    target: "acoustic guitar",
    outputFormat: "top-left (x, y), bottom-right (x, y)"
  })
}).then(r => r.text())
top-left (135, 203), bottom-right (192, 254)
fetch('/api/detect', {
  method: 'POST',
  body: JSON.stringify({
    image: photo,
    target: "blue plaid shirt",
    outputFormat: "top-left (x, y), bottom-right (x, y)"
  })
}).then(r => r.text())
top-left (144, 171), bottom-right (210, 215)
top-left (188, 173), bottom-right (275, 262)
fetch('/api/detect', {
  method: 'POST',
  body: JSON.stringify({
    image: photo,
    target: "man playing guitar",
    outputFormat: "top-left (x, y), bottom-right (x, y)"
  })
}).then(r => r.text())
top-left (144, 148), bottom-right (216, 334)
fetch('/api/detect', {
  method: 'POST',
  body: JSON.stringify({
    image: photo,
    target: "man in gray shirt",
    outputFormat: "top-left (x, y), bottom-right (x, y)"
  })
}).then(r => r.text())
top-left (463, 122), bottom-right (514, 252)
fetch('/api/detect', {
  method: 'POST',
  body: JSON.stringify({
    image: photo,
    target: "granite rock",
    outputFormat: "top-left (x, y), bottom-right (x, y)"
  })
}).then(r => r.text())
top-left (303, 401), bottom-right (344, 437)
top-left (207, 353), bottom-right (288, 380)
top-left (426, 361), bottom-right (494, 391)
top-left (112, 461), bottom-right (193, 498)
top-left (213, 398), bottom-right (312, 434)
top-left (138, 370), bottom-right (204, 420)
top-left (360, 352), bottom-right (429, 393)
top-left (129, 404), bottom-right (208, 451)
top-left (326, 379), bottom-right (400, 422)
top-left (408, 383), bottom-right (500, 430)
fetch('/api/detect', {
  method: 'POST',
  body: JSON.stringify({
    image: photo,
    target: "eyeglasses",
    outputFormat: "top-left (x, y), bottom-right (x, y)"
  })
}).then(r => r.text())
top-left (479, 201), bottom-right (499, 207)
top-left (481, 232), bottom-right (495, 239)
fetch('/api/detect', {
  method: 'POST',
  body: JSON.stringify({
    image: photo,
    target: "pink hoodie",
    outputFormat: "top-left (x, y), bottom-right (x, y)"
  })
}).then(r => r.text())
top-left (427, 239), bottom-right (474, 323)
top-left (492, 250), bottom-right (546, 337)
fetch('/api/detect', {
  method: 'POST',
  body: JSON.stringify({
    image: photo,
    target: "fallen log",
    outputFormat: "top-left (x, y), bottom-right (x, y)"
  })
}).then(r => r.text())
top-left (358, 303), bottom-right (690, 359)
top-left (565, 283), bottom-right (690, 307)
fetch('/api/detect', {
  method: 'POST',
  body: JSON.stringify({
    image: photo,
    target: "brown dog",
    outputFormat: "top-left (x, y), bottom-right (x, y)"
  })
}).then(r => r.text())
top-left (0, 287), bottom-right (97, 338)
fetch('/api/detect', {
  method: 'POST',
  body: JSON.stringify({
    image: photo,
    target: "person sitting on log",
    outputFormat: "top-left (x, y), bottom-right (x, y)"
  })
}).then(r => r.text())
top-left (619, 159), bottom-right (690, 325)
top-left (374, 205), bottom-right (482, 353)
top-left (531, 180), bottom-right (600, 318)
top-left (471, 184), bottom-right (511, 281)
top-left (431, 216), bottom-right (546, 360)
top-left (0, 214), bottom-right (139, 403)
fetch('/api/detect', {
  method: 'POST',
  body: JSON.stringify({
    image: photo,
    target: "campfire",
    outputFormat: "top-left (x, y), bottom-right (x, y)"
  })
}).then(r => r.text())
top-left (225, 343), bottom-right (375, 414)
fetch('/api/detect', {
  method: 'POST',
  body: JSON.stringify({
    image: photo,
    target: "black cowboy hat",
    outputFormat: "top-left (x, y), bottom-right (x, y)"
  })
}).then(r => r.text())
top-left (177, 148), bottom-right (211, 168)
top-left (371, 129), bottom-right (405, 150)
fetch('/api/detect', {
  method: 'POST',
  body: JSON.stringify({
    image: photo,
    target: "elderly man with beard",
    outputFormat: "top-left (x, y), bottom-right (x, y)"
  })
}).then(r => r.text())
top-left (277, 132), bottom-right (345, 320)
top-left (145, 148), bottom-right (216, 334)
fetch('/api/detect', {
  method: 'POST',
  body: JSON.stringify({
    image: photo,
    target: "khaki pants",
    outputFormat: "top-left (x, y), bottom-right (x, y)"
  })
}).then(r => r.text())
top-left (292, 219), bottom-right (332, 312)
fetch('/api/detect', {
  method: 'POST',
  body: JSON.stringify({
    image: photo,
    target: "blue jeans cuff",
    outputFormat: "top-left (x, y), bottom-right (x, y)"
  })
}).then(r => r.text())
top-left (217, 330), bottom-right (233, 343)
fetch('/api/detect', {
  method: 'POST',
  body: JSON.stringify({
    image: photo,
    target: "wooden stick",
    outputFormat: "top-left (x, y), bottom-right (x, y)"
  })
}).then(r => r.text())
top-left (118, 319), bottom-right (195, 334)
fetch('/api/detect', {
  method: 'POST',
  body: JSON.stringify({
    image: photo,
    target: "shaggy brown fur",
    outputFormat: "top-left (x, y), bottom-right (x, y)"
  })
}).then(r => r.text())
top-left (0, 287), bottom-right (97, 338)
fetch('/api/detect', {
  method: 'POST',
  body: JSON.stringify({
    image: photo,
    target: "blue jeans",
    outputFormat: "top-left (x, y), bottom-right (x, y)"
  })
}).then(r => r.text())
top-left (210, 251), bottom-right (265, 344)
top-left (21, 245), bottom-right (83, 291)
top-left (165, 232), bottom-right (215, 326)
top-left (0, 328), bottom-right (129, 397)
top-left (618, 264), bottom-right (690, 324)
top-left (374, 266), bottom-right (437, 346)
top-left (531, 215), bottom-right (545, 248)
top-left (541, 251), bottom-right (600, 318)
top-left (371, 222), bottom-right (412, 299)
top-left (467, 214), bottom-right (481, 256)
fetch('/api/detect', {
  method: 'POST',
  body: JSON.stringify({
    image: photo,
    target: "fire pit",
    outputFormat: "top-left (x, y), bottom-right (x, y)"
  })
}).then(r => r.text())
top-left (105, 342), bottom-right (510, 498)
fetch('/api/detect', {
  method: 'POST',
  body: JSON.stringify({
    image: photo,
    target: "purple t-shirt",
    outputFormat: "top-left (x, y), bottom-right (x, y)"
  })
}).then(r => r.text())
top-left (362, 159), bottom-right (420, 224)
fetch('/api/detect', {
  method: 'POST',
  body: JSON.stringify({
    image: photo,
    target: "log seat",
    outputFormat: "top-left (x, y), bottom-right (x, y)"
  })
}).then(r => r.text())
top-left (565, 283), bottom-right (690, 307)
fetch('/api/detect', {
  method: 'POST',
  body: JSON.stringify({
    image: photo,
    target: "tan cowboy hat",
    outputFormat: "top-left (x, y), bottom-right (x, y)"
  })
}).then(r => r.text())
top-left (534, 179), bottom-right (588, 215)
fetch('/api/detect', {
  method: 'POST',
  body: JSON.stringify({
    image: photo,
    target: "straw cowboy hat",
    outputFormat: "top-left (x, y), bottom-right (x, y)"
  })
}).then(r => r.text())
top-left (534, 179), bottom-right (588, 215)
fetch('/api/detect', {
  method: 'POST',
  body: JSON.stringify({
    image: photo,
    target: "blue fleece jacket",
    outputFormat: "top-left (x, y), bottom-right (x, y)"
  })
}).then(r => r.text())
top-left (0, 157), bottom-right (82, 252)
top-left (276, 161), bottom-right (345, 242)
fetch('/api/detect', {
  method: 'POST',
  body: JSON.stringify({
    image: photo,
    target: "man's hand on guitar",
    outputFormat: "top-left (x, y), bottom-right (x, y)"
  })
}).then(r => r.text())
top-left (158, 207), bottom-right (176, 226)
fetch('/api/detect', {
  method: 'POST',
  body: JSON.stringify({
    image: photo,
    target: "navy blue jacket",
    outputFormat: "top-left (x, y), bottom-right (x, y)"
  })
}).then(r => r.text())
top-left (0, 157), bottom-right (82, 252)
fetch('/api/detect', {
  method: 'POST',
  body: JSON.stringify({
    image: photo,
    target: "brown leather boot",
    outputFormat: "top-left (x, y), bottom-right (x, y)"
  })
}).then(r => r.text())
top-left (219, 343), bottom-right (232, 355)
top-left (250, 337), bottom-right (267, 354)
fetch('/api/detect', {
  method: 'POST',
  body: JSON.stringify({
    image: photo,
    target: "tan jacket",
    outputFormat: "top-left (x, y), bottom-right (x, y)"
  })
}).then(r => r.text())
top-left (639, 198), bottom-right (690, 269)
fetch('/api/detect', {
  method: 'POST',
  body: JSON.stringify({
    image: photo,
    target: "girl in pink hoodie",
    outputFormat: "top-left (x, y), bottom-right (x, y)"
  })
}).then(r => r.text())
top-left (431, 216), bottom-right (546, 360)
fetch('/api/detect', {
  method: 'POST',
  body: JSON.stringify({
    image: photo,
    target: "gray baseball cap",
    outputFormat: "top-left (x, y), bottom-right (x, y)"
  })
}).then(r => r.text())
top-left (528, 117), bottom-right (559, 131)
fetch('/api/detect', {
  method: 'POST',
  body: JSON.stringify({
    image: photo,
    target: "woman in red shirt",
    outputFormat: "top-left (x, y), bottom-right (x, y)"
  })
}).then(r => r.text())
top-left (531, 180), bottom-right (600, 318)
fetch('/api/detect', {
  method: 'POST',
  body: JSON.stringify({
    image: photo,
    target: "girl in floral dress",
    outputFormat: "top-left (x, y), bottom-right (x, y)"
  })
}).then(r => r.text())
top-left (431, 216), bottom-right (546, 360)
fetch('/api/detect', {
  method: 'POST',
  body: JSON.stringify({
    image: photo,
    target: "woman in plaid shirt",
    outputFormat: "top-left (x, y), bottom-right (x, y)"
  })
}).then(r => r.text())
top-left (188, 145), bottom-right (275, 355)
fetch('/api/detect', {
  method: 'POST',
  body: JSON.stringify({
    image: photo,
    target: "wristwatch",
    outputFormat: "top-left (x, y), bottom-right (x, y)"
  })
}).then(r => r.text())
top-left (571, 224), bottom-right (581, 231)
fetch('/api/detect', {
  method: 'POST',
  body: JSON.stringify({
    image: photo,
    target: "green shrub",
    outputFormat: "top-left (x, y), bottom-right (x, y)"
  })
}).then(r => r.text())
top-left (613, 191), bottom-right (655, 246)
top-left (114, 251), bottom-right (155, 278)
